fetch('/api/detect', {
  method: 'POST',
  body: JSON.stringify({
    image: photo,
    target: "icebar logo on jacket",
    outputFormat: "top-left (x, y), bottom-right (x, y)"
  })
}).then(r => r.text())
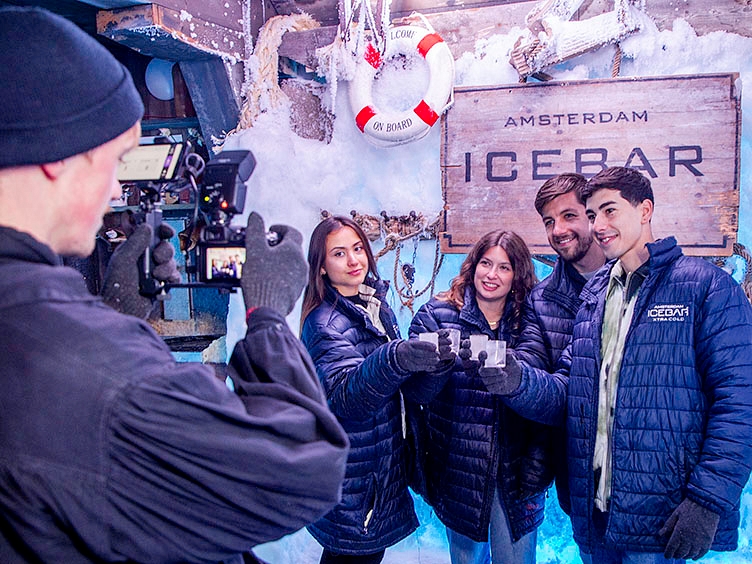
top-left (647, 304), bottom-right (690, 322)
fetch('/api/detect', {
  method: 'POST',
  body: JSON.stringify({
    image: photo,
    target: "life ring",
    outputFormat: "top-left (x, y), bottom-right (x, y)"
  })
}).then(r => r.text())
top-left (350, 24), bottom-right (455, 148)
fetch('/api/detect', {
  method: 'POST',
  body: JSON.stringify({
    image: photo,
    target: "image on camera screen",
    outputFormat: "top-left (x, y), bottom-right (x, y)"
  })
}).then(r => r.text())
top-left (205, 247), bottom-right (246, 282)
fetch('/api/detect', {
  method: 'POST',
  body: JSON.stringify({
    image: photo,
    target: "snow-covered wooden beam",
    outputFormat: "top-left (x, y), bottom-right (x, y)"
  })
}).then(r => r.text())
top-left (96, 4), bottom-right (246, 62)
top-left (278, 26), bottom-right (338, 68)
top-left (97, 4), bottom-right (245, 150)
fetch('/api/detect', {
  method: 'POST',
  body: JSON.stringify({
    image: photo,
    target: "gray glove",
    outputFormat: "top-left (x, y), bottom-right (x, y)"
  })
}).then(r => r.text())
top-left (436, 329), bottom-right (457, 365)
top-left (240, 212), bottom-right (307, 316)
top-left (101, 223), bottom-right (179, 318)
top-left (458, 338), bottom-right (480, 372)
top-left (478, 350), bottom-right (522, 395)
top-left (660, 498), bottom-right (720, 560)
top-left (395, 340), bottom-right (441, 373)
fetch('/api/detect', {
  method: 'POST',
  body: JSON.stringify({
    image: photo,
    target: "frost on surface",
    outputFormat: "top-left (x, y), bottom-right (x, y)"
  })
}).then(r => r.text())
top-left (511, 0), bottom-right (648, 79)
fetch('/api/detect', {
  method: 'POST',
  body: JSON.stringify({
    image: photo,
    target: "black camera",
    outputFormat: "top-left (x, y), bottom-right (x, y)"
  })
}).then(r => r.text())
top-left (196, 150), bottom-right (257, 286)
top-left (116, 143), bottom-right (257, 293)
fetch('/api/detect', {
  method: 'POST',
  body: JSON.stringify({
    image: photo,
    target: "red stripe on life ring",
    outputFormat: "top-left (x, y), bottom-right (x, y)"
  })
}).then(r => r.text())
top-left (355, 106), bottom-right (377, 132)
top-left (417, 33), bottom-right (443, 58)
top-left (414, 99), bottom-right (439, 126)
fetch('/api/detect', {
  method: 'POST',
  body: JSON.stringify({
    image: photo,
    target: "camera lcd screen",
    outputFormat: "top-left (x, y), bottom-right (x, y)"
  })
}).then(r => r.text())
top-left (204, 247), bottom-right (246, 282)
top-left (117, 143), bottom-right (184, 182)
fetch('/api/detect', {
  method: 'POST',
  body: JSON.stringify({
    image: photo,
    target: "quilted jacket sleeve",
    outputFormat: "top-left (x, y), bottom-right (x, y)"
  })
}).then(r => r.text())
top-left (515, 294), bottom-right (555, 371)
top-left (503, 346), bottom-right (571, 427)
top-left (686, 271), bottom-right (752, 514)
top-left (303, 321), bottom-right (410, 421)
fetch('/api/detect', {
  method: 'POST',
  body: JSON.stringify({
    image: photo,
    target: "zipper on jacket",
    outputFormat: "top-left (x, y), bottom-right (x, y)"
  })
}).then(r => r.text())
top-left (362, 476), bottom-right (377, 535)
top-left (479, 407), bottom-right (500, 532)
top-left (363, 508), bottom-right (374, 534)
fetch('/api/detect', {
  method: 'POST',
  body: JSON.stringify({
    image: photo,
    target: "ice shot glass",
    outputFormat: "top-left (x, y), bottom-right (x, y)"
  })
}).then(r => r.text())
top-left (469, 334), bottom-right (489, 360)
top-left (485, 340), bottom-right (507, 368)
top-left (446, 328), bottom-right (461, 354)
top-left (418, 332), bottom-right (439, 347)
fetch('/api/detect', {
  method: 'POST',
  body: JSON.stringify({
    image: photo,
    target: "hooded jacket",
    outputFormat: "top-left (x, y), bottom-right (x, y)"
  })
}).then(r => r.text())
top-left (506, 237), bottom-right (752, 553)
top-left (407, 287), bottom-right (552, 543)
top-left (301, 280), bottom-right (420, 555)
top-left (0, 226), bottom-right (348, 564)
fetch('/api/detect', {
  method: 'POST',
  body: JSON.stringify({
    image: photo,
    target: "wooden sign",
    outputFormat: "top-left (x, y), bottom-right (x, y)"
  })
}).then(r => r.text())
top-left (440, 73), bottom-right (741, 256)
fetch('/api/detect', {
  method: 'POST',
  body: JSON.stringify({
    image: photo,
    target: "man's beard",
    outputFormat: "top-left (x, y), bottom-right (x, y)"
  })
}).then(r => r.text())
top-left (554, 232), bottom-right (593, 264)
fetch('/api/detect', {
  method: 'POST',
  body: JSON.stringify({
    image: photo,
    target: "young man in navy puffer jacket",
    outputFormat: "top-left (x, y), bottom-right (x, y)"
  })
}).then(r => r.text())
top-left (480, 167), bottom-right (752, 564)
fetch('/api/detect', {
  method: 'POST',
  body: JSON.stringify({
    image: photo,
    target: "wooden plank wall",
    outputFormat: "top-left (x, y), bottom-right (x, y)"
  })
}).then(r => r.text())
top-left (276, 0), bottom-right (752, 68)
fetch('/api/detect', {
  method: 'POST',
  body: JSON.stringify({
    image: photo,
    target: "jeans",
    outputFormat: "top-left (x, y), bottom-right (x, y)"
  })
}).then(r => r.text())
top-left (580, 548), bottom-right (685, 564)
top-left (446, 490), bottom-right (536, 564)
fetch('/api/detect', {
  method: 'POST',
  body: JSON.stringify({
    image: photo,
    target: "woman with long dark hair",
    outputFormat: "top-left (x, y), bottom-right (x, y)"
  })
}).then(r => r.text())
top-left (301, 215), bottom-right (455, 564)
top-left (408, 229), bottom-right (553, 564)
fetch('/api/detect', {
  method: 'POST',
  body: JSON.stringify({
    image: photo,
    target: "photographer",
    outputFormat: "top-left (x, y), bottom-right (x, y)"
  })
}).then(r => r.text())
top-left (0, 7), bottom-right (348, 564)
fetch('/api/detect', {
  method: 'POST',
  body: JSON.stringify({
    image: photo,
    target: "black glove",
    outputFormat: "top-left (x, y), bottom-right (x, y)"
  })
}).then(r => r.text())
top-left (478, 350), bottom-right (522, 395)
top-left (395, 340), bottom-right (441, 373)
top-left (241, 212), bottom-right (308, 316)
top-left (101, 223), bottom-right (180, 318)
top-left (436, 329), bottom-right (457, 365)
top-left (660, 498), bottom-right (720, 560)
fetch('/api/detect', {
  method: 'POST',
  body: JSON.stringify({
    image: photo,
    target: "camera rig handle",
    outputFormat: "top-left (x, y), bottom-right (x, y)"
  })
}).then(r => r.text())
top-left (135, 148), bottom-right (207, 298)
top-left (137, 187), bottom-right (168, 298)
top-left (128, 147), bottom-right (259, 295)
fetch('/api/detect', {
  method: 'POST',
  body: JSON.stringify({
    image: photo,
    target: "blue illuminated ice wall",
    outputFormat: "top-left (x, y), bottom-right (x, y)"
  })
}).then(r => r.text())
top-left (222, 15), bottom-right (752, 564)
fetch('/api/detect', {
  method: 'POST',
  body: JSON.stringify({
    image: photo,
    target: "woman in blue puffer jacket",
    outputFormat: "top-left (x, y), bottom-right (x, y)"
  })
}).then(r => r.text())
top-left (300, 215), bottom-right (455, 564)
top-left (408, 229), bottom-right (554, 564)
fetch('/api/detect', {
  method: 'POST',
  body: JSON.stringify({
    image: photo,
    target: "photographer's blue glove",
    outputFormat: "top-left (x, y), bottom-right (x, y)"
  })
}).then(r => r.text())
top-left (240, 212), bottom-right (308, 316)
top-left (101, 223), bottom-right (180, 318)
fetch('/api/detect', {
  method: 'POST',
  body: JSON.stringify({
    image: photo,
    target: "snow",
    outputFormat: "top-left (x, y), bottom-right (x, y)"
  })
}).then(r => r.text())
top-left (218, 14), bottom-right (752, 564)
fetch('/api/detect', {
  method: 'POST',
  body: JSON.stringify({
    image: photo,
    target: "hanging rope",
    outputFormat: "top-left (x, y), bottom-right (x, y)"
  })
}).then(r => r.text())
top-left (736, 242), bottom-right (752, 305)
top-left (378, 212), bottom-right (444, 314)
top-left (220, 13), bottom-right (320, 145)
top-left (710, 242), bottom-right (752, 305)
top-left (611, 42), bottom-right (622, 77)
top-left (315, 0), bottom-right (390, 109)
top-left (389, 236), bottom-right (445, 313)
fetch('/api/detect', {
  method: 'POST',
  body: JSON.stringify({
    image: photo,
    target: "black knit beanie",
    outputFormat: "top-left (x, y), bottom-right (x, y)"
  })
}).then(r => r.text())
top-left (0, 7), bottom-right (144, 168)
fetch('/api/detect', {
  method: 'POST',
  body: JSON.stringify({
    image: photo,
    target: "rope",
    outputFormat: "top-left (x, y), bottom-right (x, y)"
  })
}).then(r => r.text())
top-left (379, 214), bottom-right (444, 314)
top-left (315, 0), bottom-right (391, 110)
top-left (390, 242), bottom-right (444, 314)
top-left (340, 209), bottom-right (444, 313)
top-left (222, 13), bottom-right (319, 143)
top-left (710, 242), bottom-right (752, 305)
top-left (611, 42), bottom-right (622, 77)
top-left (374, 230), bottom-right (418, 260)
top-left (734, 242), bottom-right (752, 305)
